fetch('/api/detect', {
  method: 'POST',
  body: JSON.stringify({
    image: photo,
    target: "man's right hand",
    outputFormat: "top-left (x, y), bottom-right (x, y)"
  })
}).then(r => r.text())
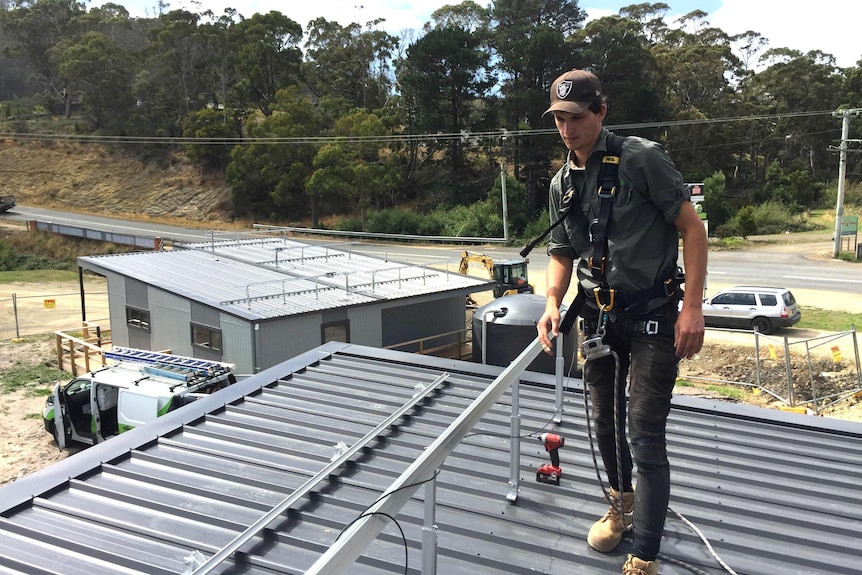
top-left (537, 305), bottom-right (561, 354)
top-left (538, 254), bottom-right (575, 355)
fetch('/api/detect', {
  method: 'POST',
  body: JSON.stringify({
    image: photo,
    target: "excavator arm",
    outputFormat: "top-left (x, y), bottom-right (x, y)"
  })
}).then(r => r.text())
top-left (459, 251), bottom-right (495, 278)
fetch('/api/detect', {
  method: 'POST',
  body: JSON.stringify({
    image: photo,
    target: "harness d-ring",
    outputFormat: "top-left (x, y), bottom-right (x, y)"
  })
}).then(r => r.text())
top-left (593, 286), bottom-right (615, 312)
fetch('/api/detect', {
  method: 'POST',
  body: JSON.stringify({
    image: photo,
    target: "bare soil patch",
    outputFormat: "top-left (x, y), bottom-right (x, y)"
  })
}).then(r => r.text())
top-left (0, 337), bottom-right (82, 487)
top-left (0, 140), bottom-right (234, 223)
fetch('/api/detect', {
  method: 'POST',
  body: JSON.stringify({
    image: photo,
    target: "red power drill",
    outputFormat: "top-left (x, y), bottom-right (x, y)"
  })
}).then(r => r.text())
top-left (536, 433), bottom-right (565, 485)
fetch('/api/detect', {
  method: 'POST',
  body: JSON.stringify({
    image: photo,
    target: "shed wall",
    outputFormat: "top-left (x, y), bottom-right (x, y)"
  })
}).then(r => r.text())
top-left (255, 313), bottom-right (325, 372)
top-left (381, 295), bottom-right (464, 350)
top-left (147, 288), bottom-right (192, 356)
top-left (220, 314), bottom-right (254, 374)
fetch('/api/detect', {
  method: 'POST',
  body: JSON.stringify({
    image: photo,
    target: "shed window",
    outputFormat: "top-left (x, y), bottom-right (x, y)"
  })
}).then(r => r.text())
top-left (126, 307), bottom-right (150, 331)
top-left (321, 320), bottom-right (350, 344)
top-left (191, 323), bottom-right (222, 352)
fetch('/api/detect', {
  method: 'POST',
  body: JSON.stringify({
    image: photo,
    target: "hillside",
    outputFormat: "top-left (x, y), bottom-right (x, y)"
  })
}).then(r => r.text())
top-left (0, 139), bottom-right (234, 223)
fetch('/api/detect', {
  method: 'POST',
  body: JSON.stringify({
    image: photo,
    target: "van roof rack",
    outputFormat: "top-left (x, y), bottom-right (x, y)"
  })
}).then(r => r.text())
top-left (104, 347), bottom-right (233, 386)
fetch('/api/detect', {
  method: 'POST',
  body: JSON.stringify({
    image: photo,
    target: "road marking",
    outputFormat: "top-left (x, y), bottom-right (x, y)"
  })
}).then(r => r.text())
top-left (784, 275), bottom-right (862, 284)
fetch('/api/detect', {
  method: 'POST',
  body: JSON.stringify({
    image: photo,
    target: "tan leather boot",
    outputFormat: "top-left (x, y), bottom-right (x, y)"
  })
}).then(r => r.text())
top-left (587, 488), bottom-right (634, 552)
top-left (622, 554), bottom-right (659, 575)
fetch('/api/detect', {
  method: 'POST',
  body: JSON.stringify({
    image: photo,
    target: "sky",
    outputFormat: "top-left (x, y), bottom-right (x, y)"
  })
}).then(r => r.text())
top-left (110, 0), bottom-right (861, 69)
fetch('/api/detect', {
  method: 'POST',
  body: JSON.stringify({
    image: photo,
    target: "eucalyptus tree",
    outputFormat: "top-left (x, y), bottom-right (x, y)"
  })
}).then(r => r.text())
top-left (58, 31), bottom-right (136, 131)
top-left (131, 9), bottom-right (213, 136)
top-left (648, 10), bottom-right (742, 181)
top-left (306, 107), bottom-right (399, 227)
top-left (197, 8), bottom-right (240, 118)
top-left (489, 0), bottom-right (586, 216)
top-left (227, 86), bottom-right (323, 220)
top-left (744, 48), bottom-right (845, 199)
top-left (574, 14), bottom-right (661, 127)
top-left (398, 20), bottom-right (495, 204)
top-left (0, 0), bottom-right (87, 107)
top-left (303, 17), bottom-right (399, 112)
top-left (231, 11), bottom-right (303, 117)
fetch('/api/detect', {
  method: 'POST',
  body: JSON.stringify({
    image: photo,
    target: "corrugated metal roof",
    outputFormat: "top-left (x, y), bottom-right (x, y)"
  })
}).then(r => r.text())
top-left (1, 343), bottom-right (860, 575)
top-left (79, 240), bottom-right (491, 321)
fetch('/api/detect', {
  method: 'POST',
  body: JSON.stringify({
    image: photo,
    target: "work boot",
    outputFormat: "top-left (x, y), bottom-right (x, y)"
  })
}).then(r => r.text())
top-left (587, 488), bottom-right (634, 553)
top-left (622, 554), bottom-right (659, 575)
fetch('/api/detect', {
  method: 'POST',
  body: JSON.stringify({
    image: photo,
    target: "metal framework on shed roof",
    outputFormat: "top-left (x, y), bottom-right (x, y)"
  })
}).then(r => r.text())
top-left (79, 237), bottom-right (491, 321)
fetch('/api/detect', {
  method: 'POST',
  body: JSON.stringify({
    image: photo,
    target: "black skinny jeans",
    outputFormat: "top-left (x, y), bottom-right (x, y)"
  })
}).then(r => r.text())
top-left (583, 307), bottom-right (680, 562)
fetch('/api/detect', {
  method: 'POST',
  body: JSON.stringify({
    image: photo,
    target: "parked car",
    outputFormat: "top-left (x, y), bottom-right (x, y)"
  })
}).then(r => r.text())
top-left (0, 195), bottom-right (15, 213)
top-left (700, 286), bottom-right (801, 334)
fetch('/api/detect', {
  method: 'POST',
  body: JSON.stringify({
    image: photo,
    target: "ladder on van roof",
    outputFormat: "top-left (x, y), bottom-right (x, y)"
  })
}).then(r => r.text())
top-left (104, 347), bottom-right (234, 386)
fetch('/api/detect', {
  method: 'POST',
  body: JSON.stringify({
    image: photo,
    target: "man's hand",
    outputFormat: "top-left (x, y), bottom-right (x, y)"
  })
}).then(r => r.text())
top-left (674, 304), bottom-right (705, 359)
top-left (537, 306), bottom-right (561, 355)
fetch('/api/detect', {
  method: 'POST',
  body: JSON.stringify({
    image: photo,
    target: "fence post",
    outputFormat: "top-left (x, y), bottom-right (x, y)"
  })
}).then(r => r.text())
top-left (804, 340), bottom-right (819, 415)
top-left (754, 331), bottom-right (762, 389)
top-left (784, 336), bottom-right (794, 406)
top-left (12, 293), bottom-right (20, 339)
top-left (853, 325), bottom-right (861, 389)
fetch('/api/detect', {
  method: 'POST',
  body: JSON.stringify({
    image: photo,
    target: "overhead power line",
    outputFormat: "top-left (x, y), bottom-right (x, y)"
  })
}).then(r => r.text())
top-left (0, 109), bottom-right (839, 146)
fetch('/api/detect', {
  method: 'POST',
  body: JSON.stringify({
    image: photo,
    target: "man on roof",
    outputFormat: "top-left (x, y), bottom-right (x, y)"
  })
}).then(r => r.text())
top-left (536, 68), bottom-right (707, 575)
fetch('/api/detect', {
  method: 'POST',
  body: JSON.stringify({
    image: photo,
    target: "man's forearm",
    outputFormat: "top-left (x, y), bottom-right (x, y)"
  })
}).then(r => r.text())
top-left (545, 255), bottom-right (574, 309)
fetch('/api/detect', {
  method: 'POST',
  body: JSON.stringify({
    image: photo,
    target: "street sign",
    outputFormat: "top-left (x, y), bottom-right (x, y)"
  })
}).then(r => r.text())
top-left (841, 215), bottom-right (858, 236)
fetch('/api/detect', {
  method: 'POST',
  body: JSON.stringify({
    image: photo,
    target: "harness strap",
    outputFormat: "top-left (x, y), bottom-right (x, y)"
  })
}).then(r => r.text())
top-left (586, 134), bottom-right (625, 308)
top-left (519, 133), bottom-right (625, 260)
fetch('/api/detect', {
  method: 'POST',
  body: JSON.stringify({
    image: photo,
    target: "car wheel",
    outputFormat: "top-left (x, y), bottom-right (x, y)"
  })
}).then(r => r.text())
top-left (752, 317), bottom-right (772, 335)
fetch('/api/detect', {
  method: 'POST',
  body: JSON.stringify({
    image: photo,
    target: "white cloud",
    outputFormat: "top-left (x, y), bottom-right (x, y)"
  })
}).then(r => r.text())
top-left (711, 0), bottom-right (861, 68)
top-left (116, 0), bottom-right (861, 68)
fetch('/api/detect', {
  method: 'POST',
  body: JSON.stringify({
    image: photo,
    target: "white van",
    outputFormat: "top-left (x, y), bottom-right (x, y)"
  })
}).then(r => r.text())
top-left (43, 347), bottom-right (236, 450)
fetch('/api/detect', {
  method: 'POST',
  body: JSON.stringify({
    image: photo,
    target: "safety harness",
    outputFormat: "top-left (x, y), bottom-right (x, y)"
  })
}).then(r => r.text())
top-left (521, 132), bottom-right (683, 334)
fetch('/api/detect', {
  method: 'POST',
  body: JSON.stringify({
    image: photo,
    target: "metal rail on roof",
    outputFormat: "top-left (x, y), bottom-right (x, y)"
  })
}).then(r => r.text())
top-left (218, 265), bottom-right (443, 307)
top-left (189, 371), bottom-right (452, 575)
top-left (304, 336), bottom-right (546, 575)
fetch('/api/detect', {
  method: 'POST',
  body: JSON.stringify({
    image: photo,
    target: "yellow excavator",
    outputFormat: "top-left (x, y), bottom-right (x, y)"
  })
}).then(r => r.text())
top-left (459, 251), bottom-right (534, 299)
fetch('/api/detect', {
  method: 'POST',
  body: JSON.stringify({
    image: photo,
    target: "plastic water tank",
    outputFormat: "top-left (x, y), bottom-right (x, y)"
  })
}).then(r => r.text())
top-left (472, 293), bottom-right (578, 375)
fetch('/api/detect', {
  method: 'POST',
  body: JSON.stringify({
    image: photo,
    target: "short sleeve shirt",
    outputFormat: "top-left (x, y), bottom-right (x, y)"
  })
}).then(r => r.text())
top-left (547, 128), bottom-right (690, 295)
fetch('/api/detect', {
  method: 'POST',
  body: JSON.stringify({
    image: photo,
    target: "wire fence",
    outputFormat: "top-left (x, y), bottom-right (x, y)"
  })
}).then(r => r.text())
top-left (682, 326), bottom-right (861, 414)
top-left (0, 291), bottom-right (110, 341)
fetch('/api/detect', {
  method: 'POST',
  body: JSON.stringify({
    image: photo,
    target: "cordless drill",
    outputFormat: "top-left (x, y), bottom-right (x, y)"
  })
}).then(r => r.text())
top-left (536, 433), bottom-right (565, 485)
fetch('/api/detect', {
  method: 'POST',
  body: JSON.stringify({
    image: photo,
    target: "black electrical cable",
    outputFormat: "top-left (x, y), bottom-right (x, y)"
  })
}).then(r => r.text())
top-left (333, 467), bottom-right (444, 575)
top-left (335, 511), bottom-right (408, 575)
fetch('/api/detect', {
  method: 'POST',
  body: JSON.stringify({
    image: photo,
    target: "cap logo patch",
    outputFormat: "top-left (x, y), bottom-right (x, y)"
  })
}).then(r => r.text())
top-left (556, 80), bottom-right (572, 100)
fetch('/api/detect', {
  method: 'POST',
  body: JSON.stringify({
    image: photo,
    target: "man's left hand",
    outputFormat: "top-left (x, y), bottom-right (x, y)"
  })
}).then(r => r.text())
top-left (674, 306), bottom-right (705, 359)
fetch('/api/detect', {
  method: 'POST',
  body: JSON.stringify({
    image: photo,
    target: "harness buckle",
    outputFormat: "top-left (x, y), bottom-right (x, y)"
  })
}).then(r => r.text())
top-left (596, 185), bottom-right (616, 199)
top-left (662, 277), bottom-right (675, 297)
top-left (588, 255), bottom-right (606, 275)
top-left (643, 320), bottom-right (660, 335)
top-left (593, 287), bottom-right (616, 312)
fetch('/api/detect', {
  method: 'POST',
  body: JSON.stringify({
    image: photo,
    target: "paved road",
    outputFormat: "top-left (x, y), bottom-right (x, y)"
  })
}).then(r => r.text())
top-left (4, 205), bottom-right (860, 313)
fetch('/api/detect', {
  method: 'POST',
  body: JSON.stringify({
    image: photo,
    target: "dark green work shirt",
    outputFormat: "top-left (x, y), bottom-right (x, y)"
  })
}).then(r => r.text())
top-left (547, 128), bottom-right (690, 296)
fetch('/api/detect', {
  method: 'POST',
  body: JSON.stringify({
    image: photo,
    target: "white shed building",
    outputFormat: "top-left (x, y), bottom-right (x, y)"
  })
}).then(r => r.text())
top-left (78, 237), bottom-right (492, 374)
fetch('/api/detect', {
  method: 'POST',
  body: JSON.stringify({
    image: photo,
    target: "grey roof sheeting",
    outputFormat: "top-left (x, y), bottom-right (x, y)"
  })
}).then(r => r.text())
top-left (79, 240), bottom-right (491, 321)
top-left (1, 343), bottom-right (861, 575)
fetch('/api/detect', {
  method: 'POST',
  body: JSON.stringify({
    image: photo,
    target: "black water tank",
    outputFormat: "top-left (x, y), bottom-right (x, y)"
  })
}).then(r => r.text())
top-left (472, 293), bottom-right (578, 374)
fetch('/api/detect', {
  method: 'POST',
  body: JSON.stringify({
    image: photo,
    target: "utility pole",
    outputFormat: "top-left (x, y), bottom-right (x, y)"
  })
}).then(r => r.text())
top-left (832, 108), bottom-right (862, 258)
top-left (501, 128), bottom-right (510, 243)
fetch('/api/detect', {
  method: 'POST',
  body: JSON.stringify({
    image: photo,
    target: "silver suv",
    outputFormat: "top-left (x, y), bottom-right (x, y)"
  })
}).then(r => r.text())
top-left (701, 286), bottom-right (801, 334)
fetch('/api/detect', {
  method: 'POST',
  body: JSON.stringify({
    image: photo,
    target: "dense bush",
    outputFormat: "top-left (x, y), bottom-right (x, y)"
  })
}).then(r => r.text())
top-left (0, 230), bottom-right (134, 271)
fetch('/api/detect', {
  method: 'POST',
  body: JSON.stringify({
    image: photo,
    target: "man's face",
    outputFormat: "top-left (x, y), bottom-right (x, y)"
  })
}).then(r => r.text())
top-left (552, 105), bottom-right (606, 155)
